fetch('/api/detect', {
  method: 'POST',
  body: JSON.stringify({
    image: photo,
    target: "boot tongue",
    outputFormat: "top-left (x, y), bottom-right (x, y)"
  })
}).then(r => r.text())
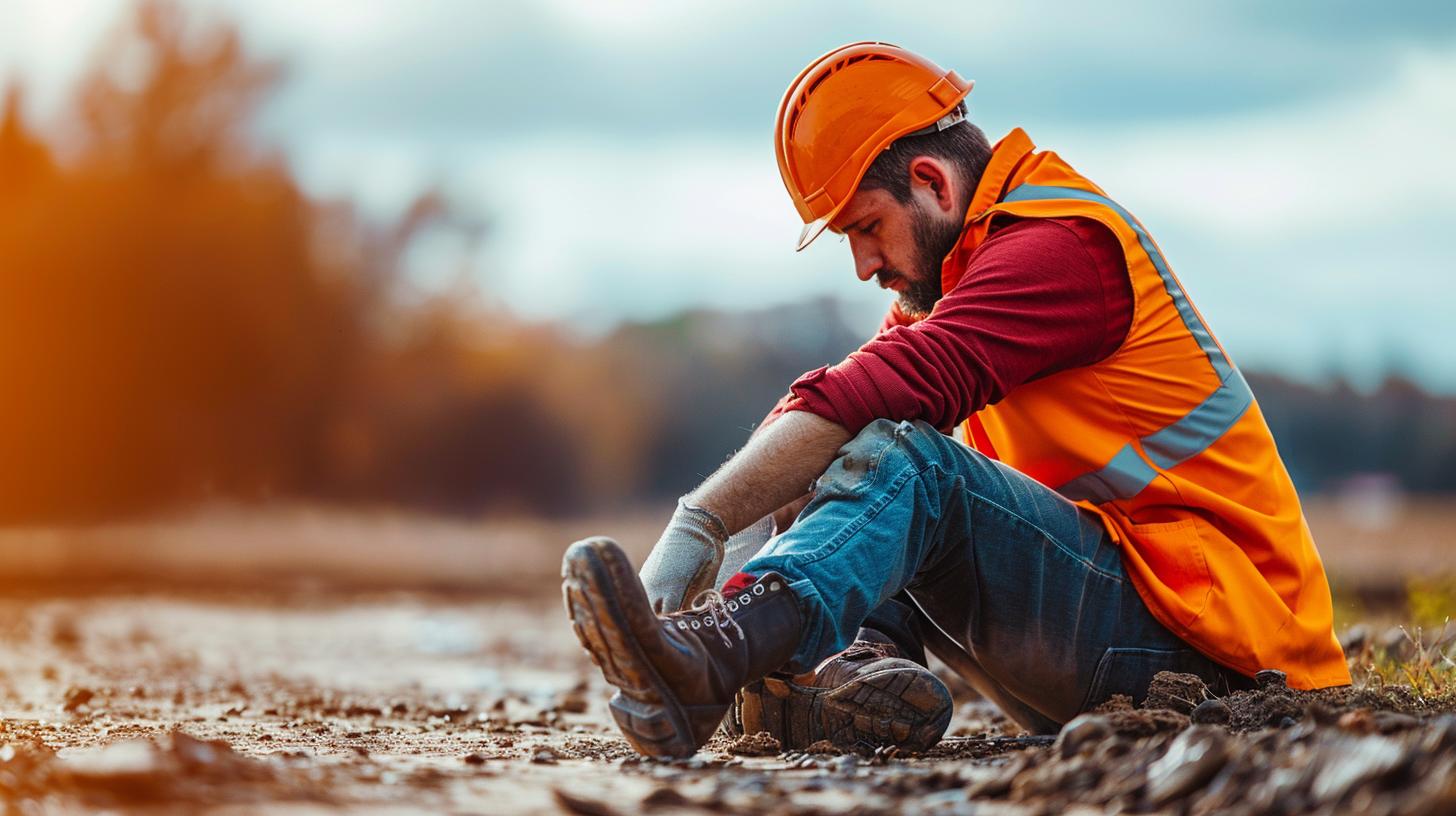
top-left (811, 629), bottom-right (902, 688)
top-left (849, 628), bottom-right (904, 660)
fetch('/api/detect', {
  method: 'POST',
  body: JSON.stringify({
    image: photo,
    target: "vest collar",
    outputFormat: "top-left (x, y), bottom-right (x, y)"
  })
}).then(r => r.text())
top-left (939, 127), bottom-right (1037, 294)
top-left (965, 127), bottom-right (1036, 224)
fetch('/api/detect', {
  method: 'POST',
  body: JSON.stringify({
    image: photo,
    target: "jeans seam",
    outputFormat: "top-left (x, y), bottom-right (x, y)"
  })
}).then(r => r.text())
top-left (904, 422), bottom-right (1120, 583)
top-left (971, 491), bottom-right (1123, 583)
top-left (1079, 648), bottom-right (1116, 713)
top-left (793, 459), bottom-right (932, 568)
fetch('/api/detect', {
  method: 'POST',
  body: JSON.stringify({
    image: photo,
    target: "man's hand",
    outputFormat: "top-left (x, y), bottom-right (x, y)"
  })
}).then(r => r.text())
top-left (640, 411), bottom-right (850, 612)
top-left (638, 500), bottom-right (729, 613)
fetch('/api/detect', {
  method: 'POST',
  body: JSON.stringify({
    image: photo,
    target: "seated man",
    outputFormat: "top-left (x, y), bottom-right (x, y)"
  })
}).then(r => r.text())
top-left (562, 42), bottom-right (1350, 759)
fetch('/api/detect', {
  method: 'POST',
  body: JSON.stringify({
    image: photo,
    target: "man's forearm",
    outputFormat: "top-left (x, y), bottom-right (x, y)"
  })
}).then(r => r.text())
top-left (686, 410), bottom-right (852, 536)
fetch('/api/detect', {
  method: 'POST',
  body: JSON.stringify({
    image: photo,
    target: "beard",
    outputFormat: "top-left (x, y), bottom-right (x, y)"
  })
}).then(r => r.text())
top-left (878, 200), bottom-right (965, 318)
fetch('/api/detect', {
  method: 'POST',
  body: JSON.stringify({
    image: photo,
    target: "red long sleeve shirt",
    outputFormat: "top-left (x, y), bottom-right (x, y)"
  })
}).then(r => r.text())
top-left (766, 216), bottom-right (1133, 435)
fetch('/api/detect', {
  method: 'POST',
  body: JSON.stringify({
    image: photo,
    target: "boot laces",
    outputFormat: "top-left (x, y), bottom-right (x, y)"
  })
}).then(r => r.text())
top-left (688, 588), bottom-right (745, 648)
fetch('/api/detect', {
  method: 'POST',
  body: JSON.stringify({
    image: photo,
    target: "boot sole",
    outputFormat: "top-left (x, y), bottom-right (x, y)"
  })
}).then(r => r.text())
top-left (561, 537), bottom-right (699, 759)
top-left (737, 665), bottom-right (953, 753)
top-left (820, 665), bottom-right (953, 753)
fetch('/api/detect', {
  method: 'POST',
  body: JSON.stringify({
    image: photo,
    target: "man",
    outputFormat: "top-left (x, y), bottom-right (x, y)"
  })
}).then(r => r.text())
top-left (562, 42), bottom-right (1349, 759)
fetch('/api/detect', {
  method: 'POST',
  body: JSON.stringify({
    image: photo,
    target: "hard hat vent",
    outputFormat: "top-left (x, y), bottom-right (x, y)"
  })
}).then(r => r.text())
top-left (789, 53), bottom-right (897, 135)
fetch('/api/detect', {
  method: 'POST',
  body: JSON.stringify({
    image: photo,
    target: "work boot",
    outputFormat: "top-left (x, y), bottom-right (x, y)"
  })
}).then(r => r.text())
top-left (724, 629), bottom-right (953, 753)
top-left (561, 536), bottom-right (802, 758)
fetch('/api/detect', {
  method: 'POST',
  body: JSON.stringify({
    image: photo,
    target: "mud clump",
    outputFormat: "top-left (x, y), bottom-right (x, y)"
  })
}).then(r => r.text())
top-left (1055, 706), bottom-right (1189, 762)
top-left (1143, 671), bottom-right (1210, 715)
top-left (1092, 693), bottom-right (1135, 713)
top-left (61, 686), bottom-right (96, 713)
top-left (725, 730), bottom-right (782, 757)
top-left (555, 681), bottom-right (591, 714)
top-left (552, 788), bottom-right (624, 816)
top-left (1190, 698), bottom-right (1231, 725)
top-left (1094, 706), bottom-right (1190, 741)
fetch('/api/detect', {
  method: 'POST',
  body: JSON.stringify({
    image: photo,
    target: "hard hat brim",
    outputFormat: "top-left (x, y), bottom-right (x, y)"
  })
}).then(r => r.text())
top-left (796, 216), bottom-right (833, 252)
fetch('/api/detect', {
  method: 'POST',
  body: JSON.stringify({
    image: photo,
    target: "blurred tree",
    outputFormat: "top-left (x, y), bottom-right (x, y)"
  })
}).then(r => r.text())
top-left (0, 1), bottom-right (354, 520)
top-left (0, 0), bottom-right (677, 522)
top-left (0, 86), bottom-right (56, 199)
top-left (0, 1), bottom-right (569, 521)
top-left (74, 0), bottom-right (280, 175)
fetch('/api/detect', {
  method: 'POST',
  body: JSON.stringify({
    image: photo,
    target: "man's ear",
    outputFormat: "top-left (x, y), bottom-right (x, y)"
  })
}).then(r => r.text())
top-left (908, 157), bottom-right (956, 214)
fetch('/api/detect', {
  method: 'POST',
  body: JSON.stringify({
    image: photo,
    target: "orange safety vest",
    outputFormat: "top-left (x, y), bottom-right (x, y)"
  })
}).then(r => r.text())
top-left (943, 128), bottom-right (1349, 689)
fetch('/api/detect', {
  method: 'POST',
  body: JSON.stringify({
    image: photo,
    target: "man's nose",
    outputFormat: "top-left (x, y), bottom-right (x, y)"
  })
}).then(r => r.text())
top-left (853, 247), bottom-right (882, 282)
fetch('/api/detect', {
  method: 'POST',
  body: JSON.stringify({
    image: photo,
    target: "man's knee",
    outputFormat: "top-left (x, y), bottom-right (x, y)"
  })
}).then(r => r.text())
top-left (836, 419), bottom-right (1010, 505)
top-left (830, 419), bottom-right (918, 479)
top-left (844, 418), bottom-right (939, 455)
top-left (844, 418), bottom-right (983, 470)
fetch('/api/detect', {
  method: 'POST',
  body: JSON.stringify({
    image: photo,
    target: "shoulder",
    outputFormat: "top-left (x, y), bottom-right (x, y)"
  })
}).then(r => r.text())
top-left (978, 215), bottom-right (1121, 265)
top-left (951, 216), bottom-right (1125, 298)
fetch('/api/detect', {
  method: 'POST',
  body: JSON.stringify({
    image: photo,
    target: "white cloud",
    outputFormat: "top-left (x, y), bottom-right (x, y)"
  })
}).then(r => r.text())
top-left (1069, 44), bottom-right (1456, 241)
top-left (288, 130), bottom-right (893, 329)
top-left (454, 136), bottom-right (887, 326)
top-left (0, 0), bottom-right (126, 118)
top-left (533, 0), bottom-right (724, 40)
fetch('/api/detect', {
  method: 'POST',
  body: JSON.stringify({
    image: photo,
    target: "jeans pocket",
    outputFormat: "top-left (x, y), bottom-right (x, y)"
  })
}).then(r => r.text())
top-left (1078, 646), bottom-right (1212, 713)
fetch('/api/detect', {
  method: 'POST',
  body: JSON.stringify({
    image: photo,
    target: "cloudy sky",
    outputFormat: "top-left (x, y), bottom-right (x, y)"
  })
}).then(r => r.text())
top-left (5, 1), bottom-right (1455, 389)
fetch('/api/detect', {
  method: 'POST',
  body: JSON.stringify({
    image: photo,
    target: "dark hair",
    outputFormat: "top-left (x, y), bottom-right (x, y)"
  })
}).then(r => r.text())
top-left (858, 103), bottom-right (991, 209)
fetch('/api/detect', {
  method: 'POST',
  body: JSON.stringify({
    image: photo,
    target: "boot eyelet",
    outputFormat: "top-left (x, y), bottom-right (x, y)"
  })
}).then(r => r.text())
top-left (691, 620), bottom-right (700, 629)
top-left (770, 581), bottom-right (781, 592)
top-left (677, 621), bottom-right (689, 630)
top-left (741, 595), bottom-right (752, 605)
top-left (727, 601), bottom-right (738, 612)
top-left (752, 584), bottom-right (765, 596)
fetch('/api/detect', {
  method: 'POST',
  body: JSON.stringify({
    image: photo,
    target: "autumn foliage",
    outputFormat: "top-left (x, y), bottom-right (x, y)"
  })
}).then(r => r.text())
top-left (0, 3), bottom-right (665, 523)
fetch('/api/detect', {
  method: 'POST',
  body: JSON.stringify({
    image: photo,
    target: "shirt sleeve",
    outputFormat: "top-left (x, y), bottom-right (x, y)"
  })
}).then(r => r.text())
top-left (755, 302), bottom-right (913, 434)
top-left (786, 216), bottom-right (1133, 435)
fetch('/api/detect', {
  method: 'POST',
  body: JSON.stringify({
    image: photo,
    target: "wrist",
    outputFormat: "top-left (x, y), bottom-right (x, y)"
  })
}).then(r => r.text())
top-left (674, 498), bottom-right (729, 545)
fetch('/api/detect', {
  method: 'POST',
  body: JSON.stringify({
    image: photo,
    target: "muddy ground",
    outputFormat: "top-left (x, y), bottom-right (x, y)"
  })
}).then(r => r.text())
top-left (0, 508), bottom-right (1453, 814)
top-left (0, 583), bottom-right (1453, 815)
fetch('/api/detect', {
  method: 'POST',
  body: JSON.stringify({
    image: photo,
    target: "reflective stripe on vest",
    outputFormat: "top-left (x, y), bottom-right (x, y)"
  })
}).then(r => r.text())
top-left (1001, 184), bottom-right (1255, 504)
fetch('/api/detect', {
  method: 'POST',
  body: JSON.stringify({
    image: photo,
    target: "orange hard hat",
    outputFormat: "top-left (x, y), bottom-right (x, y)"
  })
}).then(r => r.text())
top-left (775, 42), bottom-right (973, 251)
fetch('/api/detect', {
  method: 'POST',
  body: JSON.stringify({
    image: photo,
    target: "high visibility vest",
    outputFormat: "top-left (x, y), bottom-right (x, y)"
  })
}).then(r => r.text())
top-left (944, 129), bottom-right (1349, 688)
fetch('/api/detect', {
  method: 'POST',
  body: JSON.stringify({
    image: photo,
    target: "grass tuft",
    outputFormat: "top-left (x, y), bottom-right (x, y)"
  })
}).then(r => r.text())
top-left (1348, 620), bottom-right (1456, 701)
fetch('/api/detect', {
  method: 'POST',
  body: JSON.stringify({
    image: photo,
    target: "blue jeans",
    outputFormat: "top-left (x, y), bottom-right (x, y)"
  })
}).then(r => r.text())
top-left (742, 418), bottom-right (1250, 732)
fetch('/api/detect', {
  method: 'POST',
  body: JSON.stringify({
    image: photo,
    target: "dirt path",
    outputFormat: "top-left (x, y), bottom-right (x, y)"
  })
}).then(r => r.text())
top-left (0, 590), bottom-right (1021, 813)
top-left (2, 590), bottom-right (1453, 814)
